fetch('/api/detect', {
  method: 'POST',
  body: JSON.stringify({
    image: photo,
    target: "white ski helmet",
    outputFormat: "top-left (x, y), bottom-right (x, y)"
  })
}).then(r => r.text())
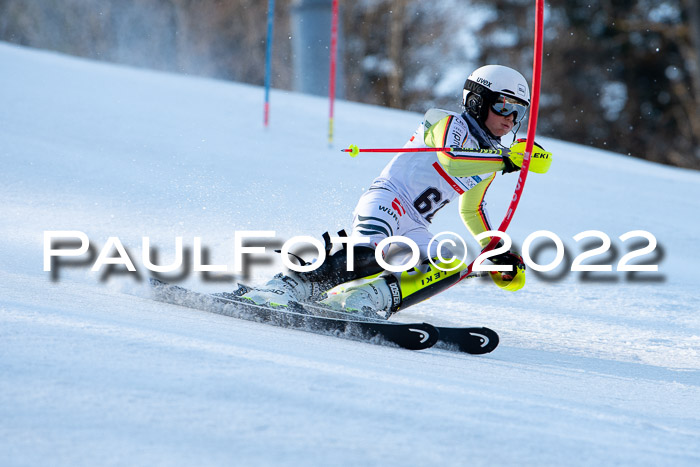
top-left (463, 65), bottom-right (530, 126)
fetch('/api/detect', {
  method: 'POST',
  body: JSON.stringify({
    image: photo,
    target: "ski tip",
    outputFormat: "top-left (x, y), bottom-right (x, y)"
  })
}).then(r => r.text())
top-left (435, 326), bottom-right (499, 355)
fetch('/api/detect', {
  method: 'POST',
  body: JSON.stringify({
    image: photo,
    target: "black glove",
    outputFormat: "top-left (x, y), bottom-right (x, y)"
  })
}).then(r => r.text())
top-left (489, 250), bottom-right (524, 268)
top-left (485, 245), bottom-right (525, 280)
top-left (502, 155), bottom-right (520, 174)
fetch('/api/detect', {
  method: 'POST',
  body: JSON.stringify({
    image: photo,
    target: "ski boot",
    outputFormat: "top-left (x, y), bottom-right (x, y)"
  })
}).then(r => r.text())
top-left (320, 276), bottom-right (401, 320)
top-left (239, 272), bottom-right (321, 308)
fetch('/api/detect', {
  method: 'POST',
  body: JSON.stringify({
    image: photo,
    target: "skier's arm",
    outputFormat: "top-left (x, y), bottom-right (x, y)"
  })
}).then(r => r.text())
top-left (458, 173), bottom-right (497, 247)
top-left (460, 175), bottom-right (527, 292)
top-left (424, 115), bottom-right (510, 177)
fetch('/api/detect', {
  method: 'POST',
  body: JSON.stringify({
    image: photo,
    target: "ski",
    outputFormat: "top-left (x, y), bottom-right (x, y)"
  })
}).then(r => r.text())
top-left (149, 278), bottom-right (438, 351)
top-left (149, 279), bottom-right (499, 355)
top-left (432, 325), bottom-right (498, 355)
top-left (279, 297), bottom-right (499, 355)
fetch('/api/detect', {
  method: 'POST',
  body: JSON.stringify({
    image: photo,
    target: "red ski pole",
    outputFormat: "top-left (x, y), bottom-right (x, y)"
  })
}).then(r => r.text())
top-left (342, 144), bottom-right (506, 157)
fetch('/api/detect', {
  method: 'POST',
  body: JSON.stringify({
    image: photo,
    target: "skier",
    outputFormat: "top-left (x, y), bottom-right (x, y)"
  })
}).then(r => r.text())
top-left (241, 64), bottom-right (550, 318)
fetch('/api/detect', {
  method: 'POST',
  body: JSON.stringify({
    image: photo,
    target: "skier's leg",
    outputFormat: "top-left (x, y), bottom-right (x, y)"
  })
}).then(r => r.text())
top-left (320, 255), bottom-right (468, 318)
top-left (241, 189), bottom-right (402, 307)
top-left (320, 223), bottom-right (438, 317)
top-left (239, 240), bottom-right (383, 308)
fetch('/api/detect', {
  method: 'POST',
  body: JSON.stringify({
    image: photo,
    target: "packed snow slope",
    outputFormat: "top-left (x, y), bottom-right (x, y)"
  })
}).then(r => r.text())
top-left (1, 43), bottom-right (699, 466)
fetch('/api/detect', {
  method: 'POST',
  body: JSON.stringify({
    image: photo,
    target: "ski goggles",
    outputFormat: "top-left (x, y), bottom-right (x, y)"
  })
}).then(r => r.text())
top-left (491, 95), bottom-right (529, 123)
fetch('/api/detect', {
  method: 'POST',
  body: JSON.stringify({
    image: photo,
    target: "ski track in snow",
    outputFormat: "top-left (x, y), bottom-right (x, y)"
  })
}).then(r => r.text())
top-left (1, 43), bottom-right (699, 466)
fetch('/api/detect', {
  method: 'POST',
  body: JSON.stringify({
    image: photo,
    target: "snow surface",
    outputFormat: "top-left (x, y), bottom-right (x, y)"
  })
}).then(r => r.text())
top-left (1, 42), bottom-right (699, 465)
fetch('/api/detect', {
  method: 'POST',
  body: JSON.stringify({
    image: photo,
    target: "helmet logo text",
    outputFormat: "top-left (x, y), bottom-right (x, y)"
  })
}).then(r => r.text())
top-left (476, 77), bottom-right (492, 88)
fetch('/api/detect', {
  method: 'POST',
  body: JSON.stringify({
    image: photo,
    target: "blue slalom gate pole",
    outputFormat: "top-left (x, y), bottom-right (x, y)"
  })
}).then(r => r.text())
top-left (263, 0), bottom-right (275, 127)
top-left (328, 0), bottom-right (338, 145)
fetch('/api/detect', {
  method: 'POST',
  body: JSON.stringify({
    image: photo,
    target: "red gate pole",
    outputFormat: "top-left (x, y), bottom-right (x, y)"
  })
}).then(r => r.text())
top-left (455, 0), bottom-right (545, 284)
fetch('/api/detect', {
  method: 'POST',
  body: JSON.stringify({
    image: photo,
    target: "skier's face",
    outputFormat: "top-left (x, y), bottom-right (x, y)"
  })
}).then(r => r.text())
top-left (485, 108), bottom-right (515, 137)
